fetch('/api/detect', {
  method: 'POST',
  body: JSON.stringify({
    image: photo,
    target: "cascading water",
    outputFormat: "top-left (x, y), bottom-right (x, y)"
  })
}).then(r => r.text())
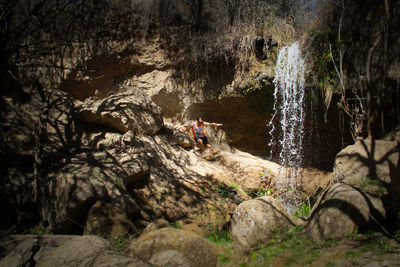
top-left (269, 41), bottom-right (305, 171)
top-left (268, 41), bottom-right (305, 211)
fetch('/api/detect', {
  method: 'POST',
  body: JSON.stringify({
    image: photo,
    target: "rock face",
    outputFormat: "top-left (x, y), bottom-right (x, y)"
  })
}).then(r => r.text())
top-left (231, 196), bottom-right (296, 251)
top-left (75, 91), bottom-right (163, 135)
top-left (128, 228), bottom-right (218, 267)
top-left (305, 183), bottom-right (386, 242)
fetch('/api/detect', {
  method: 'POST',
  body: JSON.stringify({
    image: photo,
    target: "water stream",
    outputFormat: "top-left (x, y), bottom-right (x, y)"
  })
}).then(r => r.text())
top-left (268, 41), bottom-right (305, 212)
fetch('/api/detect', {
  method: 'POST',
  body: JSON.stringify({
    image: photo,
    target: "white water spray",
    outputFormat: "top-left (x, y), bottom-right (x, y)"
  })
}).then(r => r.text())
top-left (268, 41), bottom-right (305, 189)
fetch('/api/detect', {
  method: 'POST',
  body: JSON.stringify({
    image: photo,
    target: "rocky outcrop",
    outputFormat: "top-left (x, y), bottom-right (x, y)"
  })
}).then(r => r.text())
top-left (127, 228), bottom-right (218, 267)
top-left (0, 235), bottom-right (151, 267)
top-left (75, 91), bottom-right (163, 135)
top-left (305, 183), bottom-right (386, 241)
top-left (231, 196), bottom-right (297, 251)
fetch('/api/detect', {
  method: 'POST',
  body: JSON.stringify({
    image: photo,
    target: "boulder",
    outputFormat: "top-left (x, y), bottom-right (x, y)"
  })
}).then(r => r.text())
top-left (141, 219), bottom-right (170, 236)
top-left (0, 235), bottom-right (75, 266)
top-left (46, 159), bottom-right (141, 234)
top-left (35, 235), bottom-right (110, 267)
top-left (218, 150), bottom-right (294, 194)
top-left (163, 122), bottom-right (193, 148)
top-left (91, 251), bottom-right (152, 267)
top-left (75, 91), bottom-right (163, 135)
top-left (333, 137), bottom-right (399, 182)
top-left (305, 183), bottom-right (386, 242)
top-left (0, 235), bottom-right (151, 267)
top-left (127, 228), bottom-right (218, 267)
top-left (149, 250), bottom-right (191, 267)
top-left (231, 196), bottom-right (296, 252)
top-left (84, 200), bottom-right (135, 238)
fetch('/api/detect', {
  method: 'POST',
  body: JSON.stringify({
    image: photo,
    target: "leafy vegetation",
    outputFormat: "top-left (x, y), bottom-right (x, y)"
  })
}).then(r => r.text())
top-left (111, 236), bottom-right (129, 253)
top-left (29, 225), bottom-right (45, 235)
top-left (215, 183), bottom-right (232, 198)
top-left (292, 202), bottom-right (311, 219)
top-left (206, 227), bottom-right (232, 245)
top-left (170, 221), bottom-right (182, 229)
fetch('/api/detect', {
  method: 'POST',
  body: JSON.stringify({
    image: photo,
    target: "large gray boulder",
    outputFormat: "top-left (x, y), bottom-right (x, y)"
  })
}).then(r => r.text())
top-left (231, 196), bottom-right (297, 252)
top-left (305, 183), bottom-right (386, 242)
top-left (127, 228), bottom-right (218, 267)
top-left (75, 91), bottom-right (163, 135)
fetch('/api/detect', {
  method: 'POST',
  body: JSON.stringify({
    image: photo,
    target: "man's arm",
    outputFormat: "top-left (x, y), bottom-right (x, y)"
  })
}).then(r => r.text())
top-left (204, 122), bottom-right (223, 127)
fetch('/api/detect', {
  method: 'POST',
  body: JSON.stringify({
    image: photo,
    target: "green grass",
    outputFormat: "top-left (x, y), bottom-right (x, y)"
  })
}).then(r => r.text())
top-left (206, 228), bottom-right (232, 245)
top-left (244, 226), bottom-right (325, 266)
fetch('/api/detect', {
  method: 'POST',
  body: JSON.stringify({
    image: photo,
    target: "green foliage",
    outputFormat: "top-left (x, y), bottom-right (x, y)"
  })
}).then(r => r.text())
top-left (293, 202), bottom-right (311, 219)
top-left (325, 260), bottom-right (335, 267)
top-left (215, 183), bottom-right (231, 198)
top-left (112, 236), bottom-right (129, 253)
top-left (206, 228), bottom-right (232, 245)
top-left (114, 178), bottom-right (126, 190)
top-left (245, 225), bottom-right (325, 266)
top-left (170, 221), bottom-right (182, 229)
top-left (345, 227), bottom-right (359, 239)
top-left (218, 254), bottom-right (231, 263)
top-left (29, 225), bottom-right (45, 235)
top-left (394, 230), bottom-right (400, 242)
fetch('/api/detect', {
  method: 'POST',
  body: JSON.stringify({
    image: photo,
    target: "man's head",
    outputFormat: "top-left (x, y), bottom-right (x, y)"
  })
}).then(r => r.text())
top-left (197, 117), bottom-right (204, 124)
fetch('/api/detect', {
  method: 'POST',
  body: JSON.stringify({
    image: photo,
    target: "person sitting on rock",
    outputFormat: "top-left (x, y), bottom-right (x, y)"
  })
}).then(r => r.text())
top-left (189, 117), bottom-right (222, 152)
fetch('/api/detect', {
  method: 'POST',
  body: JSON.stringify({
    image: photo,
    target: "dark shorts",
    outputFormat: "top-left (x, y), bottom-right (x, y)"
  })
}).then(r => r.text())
top-left (195, 136), bottom-right (209, 145)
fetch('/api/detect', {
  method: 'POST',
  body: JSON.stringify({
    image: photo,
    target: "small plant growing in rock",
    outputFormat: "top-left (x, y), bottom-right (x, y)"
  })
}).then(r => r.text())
top-left (112, 236), bottom-right (129, 253)
top-left (215, 183), bottom-right (230, 198)
top-left (114, 178), bottom-right (126, 190)
top-left (29, 225), bottom-right (45, 235)
top-left (293, 203), bottom-right (311, 219)
top-left (170, 221), bottom-right (181, 229)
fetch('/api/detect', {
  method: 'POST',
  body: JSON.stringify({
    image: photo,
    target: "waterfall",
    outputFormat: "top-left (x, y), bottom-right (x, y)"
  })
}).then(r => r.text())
top-left (268, 41), bottom-right (305, 188)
